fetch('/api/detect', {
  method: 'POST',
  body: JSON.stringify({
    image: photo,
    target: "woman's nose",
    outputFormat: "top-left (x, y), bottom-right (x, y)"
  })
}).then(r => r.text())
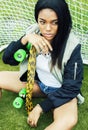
top-left (46, 24), bottom-right (51, 31)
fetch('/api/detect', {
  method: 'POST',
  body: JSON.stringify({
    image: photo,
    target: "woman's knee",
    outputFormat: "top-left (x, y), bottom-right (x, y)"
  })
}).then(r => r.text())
top-left (56, 115), bottom-right (78, 130)
top-left (0, 71), bottom-right (25, 92)
top-left (53, 99), bottom-right (78, 130)
top-left (67, 114), bottom-right (78, 129)
top-left (0, 71), bottom-right (5, 86)
top-left (0, 88), bottom-right (2, 98)
top-left (44, 117), bottom-right (78, 130)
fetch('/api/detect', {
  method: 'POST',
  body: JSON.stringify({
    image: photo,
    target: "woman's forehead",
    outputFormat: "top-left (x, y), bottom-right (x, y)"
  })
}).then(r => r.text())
top-left (38, 8), bottom-right (58, 19)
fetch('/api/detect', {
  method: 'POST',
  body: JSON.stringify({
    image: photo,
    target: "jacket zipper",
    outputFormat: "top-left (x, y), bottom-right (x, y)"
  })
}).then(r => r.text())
top-left (74, 62), bottom-right (77, 80)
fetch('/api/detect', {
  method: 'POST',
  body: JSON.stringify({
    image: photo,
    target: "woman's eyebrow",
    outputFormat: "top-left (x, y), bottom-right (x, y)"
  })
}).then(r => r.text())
top-left (39, 18), bottom-right (58, 21)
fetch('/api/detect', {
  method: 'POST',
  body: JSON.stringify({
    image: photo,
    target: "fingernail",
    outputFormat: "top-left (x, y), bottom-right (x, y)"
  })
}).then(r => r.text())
top-left (50, 48), bottom-right (53, 51)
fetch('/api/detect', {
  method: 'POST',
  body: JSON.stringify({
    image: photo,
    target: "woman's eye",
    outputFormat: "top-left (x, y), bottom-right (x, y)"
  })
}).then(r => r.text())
top-left (40, 21), bottom-right (45, 24)
top-left (52, 21), bottom-right (58, 25)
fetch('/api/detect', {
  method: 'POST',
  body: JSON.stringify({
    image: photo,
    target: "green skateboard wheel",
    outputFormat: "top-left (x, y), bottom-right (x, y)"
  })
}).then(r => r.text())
top-left (14, 49), bottom-right (26, 62)
top-left (26, 42), bottom-right (32, 50)
top-left (19, 88), bottom-right (26, 98)
top-left (13, 97), bottom-right (24, 108)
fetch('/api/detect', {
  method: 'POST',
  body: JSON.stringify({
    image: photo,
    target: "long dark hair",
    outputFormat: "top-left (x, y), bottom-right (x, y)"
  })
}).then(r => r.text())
top-left (35, 0), bottom-right (72, 69)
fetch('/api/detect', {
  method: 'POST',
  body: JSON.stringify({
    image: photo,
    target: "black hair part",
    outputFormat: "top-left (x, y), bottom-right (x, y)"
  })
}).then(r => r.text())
top-left (35, 0), bottom-right (72, 69)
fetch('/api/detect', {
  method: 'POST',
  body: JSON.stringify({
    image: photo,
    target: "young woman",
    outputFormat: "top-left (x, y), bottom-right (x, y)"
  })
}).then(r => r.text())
top-left (0, 0), bottom-right (84, 129)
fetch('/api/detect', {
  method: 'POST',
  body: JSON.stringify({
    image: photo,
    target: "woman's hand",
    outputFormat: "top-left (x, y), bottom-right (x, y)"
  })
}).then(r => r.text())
top-left (27, 104), bottom-right (43, 127)
top-left (21, 34), bottom-right (53, 54)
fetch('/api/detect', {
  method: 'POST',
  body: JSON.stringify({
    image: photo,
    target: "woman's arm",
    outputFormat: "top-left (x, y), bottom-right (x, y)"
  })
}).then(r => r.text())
top-left (2, 36), bottom-right (27, 65)
top-left (2, 33), bottom-right (52, 66)
top-left (39, 44), bottom-right (83, 112)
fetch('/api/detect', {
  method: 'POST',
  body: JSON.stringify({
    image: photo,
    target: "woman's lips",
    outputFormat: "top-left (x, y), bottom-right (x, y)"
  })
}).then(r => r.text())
top-left (43, 34), bottom-right (53, 38)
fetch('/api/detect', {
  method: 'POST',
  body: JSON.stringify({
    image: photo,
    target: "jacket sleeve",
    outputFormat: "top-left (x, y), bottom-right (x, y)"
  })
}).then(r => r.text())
top-left (39, 44), bottom-right (83, 112)
top-left (2, 36), bottom-right (27, 66)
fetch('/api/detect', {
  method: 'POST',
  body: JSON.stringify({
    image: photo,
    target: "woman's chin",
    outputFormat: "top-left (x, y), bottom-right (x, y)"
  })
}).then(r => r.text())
top-left (45, 37), bottom-right (53, 43)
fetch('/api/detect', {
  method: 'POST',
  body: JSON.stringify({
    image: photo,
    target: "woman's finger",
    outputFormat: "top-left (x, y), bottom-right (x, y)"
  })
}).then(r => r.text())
top-left (42, 37), bottom-right (53, 51)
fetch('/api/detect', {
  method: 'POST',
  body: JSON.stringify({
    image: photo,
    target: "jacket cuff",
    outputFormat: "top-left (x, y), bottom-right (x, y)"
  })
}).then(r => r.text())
top-left (39, 98), bottom-right (54, 113)
top-left (16, 36), bottom-right (27, 50)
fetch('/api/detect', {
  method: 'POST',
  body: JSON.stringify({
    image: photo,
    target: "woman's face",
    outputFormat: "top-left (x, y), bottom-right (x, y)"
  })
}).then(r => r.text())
top-left (38, 8), bottom-right (58, 42)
